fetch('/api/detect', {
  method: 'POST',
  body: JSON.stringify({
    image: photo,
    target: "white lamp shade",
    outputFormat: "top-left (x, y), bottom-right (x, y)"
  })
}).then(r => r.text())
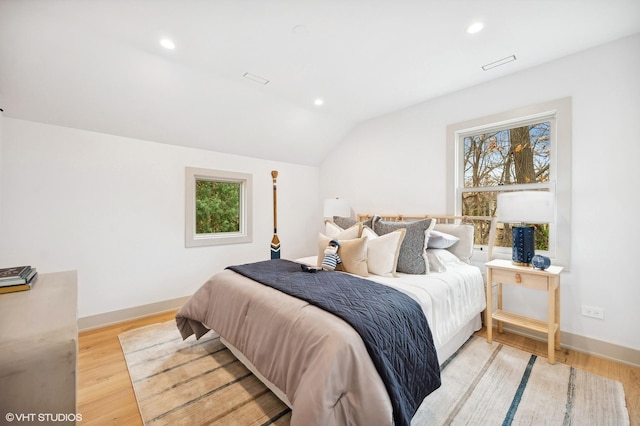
top-left (497, 191), bottom-right (554, 224)
top-left (323, 198), bottom-right (350, 218)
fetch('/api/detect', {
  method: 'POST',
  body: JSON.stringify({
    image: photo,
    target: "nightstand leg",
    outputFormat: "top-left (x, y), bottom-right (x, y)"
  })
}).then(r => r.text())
top-left (497, 282), bottom-right (503, 334)
top-left (548, 282), bottom-right (555, 364)
top-left (554, 277), bottom-right (561, 351)
top-left (486, 269), bottom-right (493, 344)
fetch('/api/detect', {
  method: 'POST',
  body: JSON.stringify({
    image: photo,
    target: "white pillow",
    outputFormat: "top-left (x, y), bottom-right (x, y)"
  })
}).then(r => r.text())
top-left (316, 233), bottom-right (369, 277)
top-left (324, 221), bottom-right (361, 239)
top-left (427, 230), bottom-right (460, 249)
top-left (427, 248), bottom-right (464, 266)
top-left (316, 224), bottom-right (361, 266)
top-left (361, 226), bottom-right (406, 277)
top-left (432, 223), bottom-right (474, 263)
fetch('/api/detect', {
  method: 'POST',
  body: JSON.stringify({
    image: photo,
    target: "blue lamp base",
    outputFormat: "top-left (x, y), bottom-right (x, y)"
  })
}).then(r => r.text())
top-left (512, 226), bottom-right (535, 266)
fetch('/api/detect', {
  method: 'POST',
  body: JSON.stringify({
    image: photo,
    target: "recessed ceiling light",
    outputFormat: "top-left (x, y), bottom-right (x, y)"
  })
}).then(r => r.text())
top-left (292, 25), bottom-right (309, 36)
top-left (160, 38), bottom-right (175, 50)
top-left (467, 22), bottom-right (484, 34)
top-left (314, 98), bottom-right (324, 106)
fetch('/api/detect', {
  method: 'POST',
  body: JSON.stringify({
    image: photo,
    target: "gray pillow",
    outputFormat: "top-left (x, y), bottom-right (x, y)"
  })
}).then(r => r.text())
top-left (373, 218), bottom-right (434, 274)
top-left (333, 215), bottom-right (374, 229)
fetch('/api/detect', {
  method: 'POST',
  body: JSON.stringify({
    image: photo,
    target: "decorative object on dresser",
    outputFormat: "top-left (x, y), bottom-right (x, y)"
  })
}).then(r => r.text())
top-left (0, 265), bottom-right (38, 293)
top-left (0, 265), bottom-right (30, 278)
top-left (497, 191), bottom-right (554, 266)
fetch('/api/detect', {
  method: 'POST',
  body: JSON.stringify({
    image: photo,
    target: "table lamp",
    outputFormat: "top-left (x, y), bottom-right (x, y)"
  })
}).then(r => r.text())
top-left (497, 191), bottom-right (554, 266)
top-left (323, 198), bottom-right (350, 219)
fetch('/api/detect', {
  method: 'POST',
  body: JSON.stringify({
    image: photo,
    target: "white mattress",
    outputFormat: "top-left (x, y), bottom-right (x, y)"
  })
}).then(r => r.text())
top-left (296, 256), bottom-right (486, 361)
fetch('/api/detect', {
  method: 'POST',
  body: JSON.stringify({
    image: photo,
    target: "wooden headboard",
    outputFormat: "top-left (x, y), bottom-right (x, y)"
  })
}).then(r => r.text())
top-left (356, 214), bottom-right (498, 260)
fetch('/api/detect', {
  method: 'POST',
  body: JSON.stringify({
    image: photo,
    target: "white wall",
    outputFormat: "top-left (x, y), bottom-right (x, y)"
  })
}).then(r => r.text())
top-left (0, 119), bottom-right (321, 319)
top-left (320, 34), bottom-right (640, 352)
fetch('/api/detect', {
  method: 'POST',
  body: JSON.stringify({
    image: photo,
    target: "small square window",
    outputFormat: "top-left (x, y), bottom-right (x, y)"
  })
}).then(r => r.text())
top-left (185, 167), bottom-right (252, 247)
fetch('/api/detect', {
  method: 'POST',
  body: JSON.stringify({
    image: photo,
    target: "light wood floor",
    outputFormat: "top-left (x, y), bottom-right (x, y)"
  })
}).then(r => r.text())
top-left (78, 312), bottom-right (639, 425)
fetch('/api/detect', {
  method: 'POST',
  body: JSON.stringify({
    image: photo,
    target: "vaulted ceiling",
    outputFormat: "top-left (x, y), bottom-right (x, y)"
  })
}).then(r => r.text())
top-left (1, 1), bottom-right (638, 165)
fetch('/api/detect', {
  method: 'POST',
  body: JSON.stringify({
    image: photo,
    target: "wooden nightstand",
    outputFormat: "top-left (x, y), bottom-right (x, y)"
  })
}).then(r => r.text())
top-left (485, 259), bottom-right (563, 364)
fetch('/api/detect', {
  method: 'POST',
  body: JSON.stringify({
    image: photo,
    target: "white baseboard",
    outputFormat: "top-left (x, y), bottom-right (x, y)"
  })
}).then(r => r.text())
top-left (77, 296), bottom-right (190, 331)
top-left (500, 324), bottom-right (640, 368)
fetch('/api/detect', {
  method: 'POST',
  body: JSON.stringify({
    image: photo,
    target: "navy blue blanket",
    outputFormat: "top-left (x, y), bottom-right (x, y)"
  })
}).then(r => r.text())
top-left (227, 259), bottom-right (441, 426)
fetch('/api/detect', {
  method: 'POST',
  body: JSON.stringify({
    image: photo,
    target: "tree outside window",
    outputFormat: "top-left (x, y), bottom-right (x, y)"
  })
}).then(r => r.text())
top-left (195, 180), bottom-right (241, 234)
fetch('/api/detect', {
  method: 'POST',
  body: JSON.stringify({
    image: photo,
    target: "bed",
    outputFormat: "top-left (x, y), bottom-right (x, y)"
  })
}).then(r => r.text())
top-left (176, 215), bottom-right (489, 425)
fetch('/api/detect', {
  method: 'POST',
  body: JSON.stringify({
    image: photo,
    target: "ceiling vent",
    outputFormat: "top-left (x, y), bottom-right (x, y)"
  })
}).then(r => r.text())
top-left (482, 55), bottom-right (517, 71)
top-left (243, 72), bottom-right (269, 85)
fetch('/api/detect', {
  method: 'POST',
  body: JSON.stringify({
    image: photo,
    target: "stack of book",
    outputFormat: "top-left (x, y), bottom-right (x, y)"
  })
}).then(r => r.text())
top-left (0, 265), bottom-right (38, 294)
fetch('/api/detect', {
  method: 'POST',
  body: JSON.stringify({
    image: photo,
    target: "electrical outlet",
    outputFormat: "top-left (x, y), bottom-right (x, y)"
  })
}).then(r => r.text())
top-left (581, 305), bottom-right (605, 319)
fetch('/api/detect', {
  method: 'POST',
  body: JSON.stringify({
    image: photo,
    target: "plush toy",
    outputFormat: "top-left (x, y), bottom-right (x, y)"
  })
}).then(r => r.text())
top-left (321, 239), bottom-right (342, 271)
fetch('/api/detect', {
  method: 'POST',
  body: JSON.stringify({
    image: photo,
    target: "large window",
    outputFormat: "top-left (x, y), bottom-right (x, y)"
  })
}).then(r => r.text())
top-left (447, 98), bottom-right (571, 267)
top-left (462, 120), bottom-right (552, 250)
top-left (185, 167), bottom-right (252, 247)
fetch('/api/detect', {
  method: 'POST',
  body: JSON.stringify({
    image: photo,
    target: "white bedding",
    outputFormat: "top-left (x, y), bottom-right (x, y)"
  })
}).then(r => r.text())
top-left (297, 255), bottom-right (486, 363)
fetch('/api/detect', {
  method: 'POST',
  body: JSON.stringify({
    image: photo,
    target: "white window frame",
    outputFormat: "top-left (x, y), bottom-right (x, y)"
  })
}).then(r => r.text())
top-left (185, 167), bottom-right (253, 247)
top-left (446, 97), bottom-right (571, 269)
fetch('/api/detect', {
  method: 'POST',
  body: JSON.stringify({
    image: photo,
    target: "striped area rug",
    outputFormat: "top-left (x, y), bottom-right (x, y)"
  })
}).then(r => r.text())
top-left (119, 321), bottom-right (629, 425)
top-left (119, 321), bottom-right (290, 425)
top-left (415, 336), bottom-right (629, 425)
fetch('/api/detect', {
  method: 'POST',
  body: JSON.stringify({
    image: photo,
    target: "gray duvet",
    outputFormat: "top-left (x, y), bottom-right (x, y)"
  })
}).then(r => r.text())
top-left (176, 267), bottom-right (426, 425)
